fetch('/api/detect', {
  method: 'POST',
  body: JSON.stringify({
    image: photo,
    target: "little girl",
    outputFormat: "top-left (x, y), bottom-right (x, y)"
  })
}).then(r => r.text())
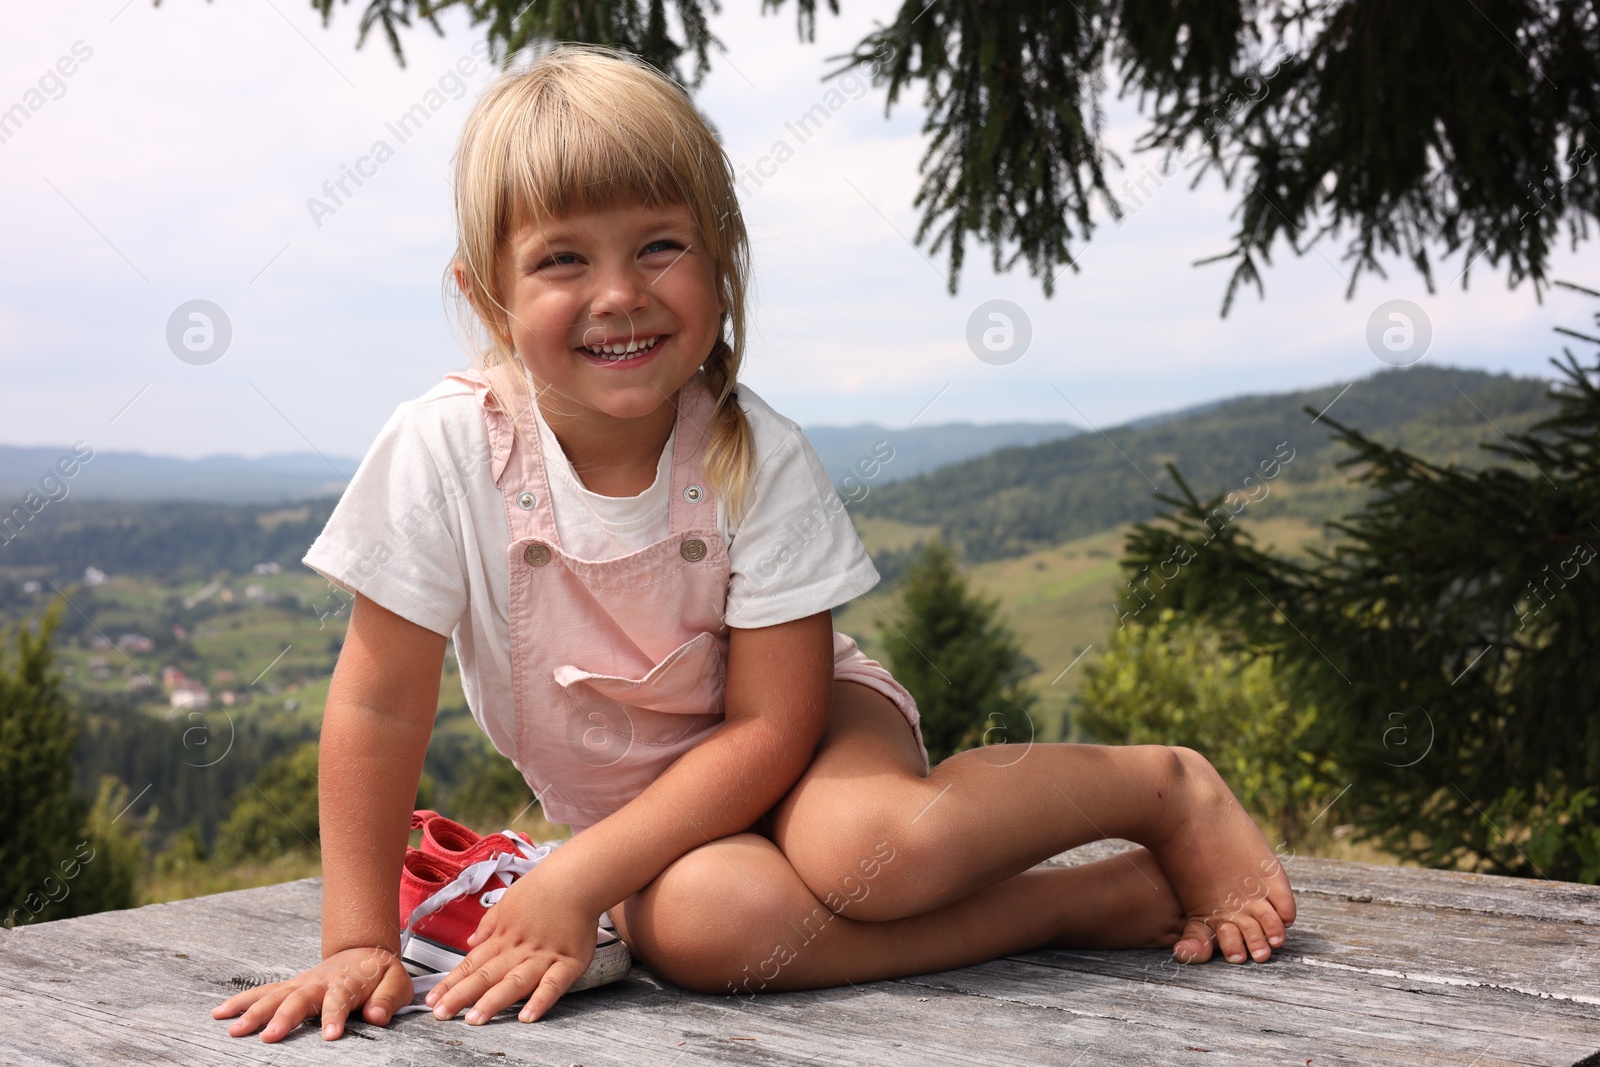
top-left (214, 43), bottom-right (1295, 1043)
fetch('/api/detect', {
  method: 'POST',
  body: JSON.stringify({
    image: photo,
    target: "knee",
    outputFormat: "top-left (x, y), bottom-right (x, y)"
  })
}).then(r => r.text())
top-left (1164, 744), bottom-right (1214, 783)
top-left (620, 834), bottom-right (797, 995)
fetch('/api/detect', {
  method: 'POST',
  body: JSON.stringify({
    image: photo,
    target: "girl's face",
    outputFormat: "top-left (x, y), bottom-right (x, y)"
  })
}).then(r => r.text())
top-left (494, 199), bottom-right (724, 428)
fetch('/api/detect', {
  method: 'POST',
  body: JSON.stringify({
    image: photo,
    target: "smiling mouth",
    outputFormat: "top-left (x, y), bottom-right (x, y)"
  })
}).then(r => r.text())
top-left (578, 335), bottom-right (667, 364)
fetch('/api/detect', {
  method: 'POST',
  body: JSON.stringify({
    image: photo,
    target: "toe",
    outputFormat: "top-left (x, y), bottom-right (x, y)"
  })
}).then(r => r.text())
top-left (1216, 922), bottom-right (1249, 964)
top-left (1173, 919), bottom-right (1215, 964)
top-left (1252, 899), bottom-right (1288, 949)
top-left (1233, 913), bottom-right (1272, 962)
top-left (1267, 874), bottom-right (1297, 927)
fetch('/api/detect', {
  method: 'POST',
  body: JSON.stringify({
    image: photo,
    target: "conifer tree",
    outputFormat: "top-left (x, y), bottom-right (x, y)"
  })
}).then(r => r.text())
top-left (876, 538), bottom-right (1039, 766)
top-left (0, 603), bottom-right (85, 927)
top-left (1121, 286), bottom-right (1600, 881)
top-left (0, 603), bottom-right (143, 925)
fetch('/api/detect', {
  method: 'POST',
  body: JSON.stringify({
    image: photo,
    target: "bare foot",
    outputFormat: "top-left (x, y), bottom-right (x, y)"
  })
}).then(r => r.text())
top-left (1043, 846), bottom-right (1184, 951)
top-left (1144, 747), bottom-right (1296, 964)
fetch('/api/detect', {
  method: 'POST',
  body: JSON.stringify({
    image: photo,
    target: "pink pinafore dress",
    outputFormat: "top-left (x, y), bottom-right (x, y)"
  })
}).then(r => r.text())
top-left (453, 368), bottom-right (929, 835)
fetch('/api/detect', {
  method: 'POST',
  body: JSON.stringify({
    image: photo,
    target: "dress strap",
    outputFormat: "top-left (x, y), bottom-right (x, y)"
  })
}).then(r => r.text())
top-left (667, 371), bottom-right (723, 535)
top-left (447, 368), bottom-right (557, 542)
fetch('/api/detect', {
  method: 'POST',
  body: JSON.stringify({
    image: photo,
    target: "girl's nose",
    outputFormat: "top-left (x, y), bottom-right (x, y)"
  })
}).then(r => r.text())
top-left (589, 264), bottom-right (649, 318)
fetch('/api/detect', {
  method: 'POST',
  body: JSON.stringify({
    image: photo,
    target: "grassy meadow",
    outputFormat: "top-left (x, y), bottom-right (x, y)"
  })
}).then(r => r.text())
top-left (839, 512), bottom-right (1329, 744)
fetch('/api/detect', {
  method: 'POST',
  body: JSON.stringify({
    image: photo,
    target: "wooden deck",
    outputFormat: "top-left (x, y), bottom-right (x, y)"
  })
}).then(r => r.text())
top-left (3, 842), bottom-right (1597, 1066)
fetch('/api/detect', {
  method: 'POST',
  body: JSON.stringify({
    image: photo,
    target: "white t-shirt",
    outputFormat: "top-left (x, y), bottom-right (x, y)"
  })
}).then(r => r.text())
top-left (302, 372), bottom-right (880, 731)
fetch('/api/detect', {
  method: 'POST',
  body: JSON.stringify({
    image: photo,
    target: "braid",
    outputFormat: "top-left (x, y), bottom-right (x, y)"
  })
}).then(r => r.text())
top-left (699, 336), bottom-right (756, 530)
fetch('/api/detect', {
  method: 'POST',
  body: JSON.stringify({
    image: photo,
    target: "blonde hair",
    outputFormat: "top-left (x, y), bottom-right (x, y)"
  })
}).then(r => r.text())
top-left (445, 43), bottom-right (756, 527)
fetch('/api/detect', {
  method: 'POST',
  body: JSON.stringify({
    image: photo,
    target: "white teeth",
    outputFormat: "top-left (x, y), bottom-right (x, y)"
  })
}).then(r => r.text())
top-left (584, 335), bottom-right (658, 359)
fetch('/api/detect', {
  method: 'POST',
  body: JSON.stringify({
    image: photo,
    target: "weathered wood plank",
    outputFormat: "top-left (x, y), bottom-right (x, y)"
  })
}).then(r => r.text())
top-left (885, 876), bottom-right (1599, 1066)
top-left (1048, 840), bottom-right (1600, 926)
top-left (1, 852), bottom-right (1595, 1066)
top-left (1283, 855), bottom-right (1600, 926)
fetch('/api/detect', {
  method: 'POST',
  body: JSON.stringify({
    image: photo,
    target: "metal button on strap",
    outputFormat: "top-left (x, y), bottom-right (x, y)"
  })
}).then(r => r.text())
top-left (683, 484), bottom-right (702, 503)
top-left (516, 491), bottom-right (537, 510)
top-left (679, 538), bottom-right (707, 562)
top-left (523, 541), bottom-right (552, 567)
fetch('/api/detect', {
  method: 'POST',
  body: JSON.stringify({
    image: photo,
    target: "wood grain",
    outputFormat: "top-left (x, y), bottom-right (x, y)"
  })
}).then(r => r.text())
top-left (2, 850), bottom-right (1595, 1066)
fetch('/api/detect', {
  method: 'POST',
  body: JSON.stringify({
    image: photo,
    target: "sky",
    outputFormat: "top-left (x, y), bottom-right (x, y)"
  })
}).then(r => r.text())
top-left (0, 0), bottom-right (1593, 462)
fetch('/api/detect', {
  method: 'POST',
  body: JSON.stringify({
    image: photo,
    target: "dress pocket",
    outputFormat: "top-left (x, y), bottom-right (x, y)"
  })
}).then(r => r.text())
top-left (552, 631), bottom-right (725, 747)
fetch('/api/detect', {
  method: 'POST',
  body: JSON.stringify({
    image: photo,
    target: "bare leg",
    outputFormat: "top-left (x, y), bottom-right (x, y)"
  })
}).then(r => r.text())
top-left (766, 682), bottom-right (1295, 965)
top-left (612, 832), bottom-right (1184, 995)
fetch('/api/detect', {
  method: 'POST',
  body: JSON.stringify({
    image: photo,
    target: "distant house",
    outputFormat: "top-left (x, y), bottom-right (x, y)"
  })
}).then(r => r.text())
top-left (170, 685), bottom-right (209, 711)
top-left (116, 634), bottom-right (153, 654)
top-left (162, 666), bottom-right (210, 710)
top-left (252, 562), bottom-right (282, 575)
top-left (83, 566), bottom-right (107, 586)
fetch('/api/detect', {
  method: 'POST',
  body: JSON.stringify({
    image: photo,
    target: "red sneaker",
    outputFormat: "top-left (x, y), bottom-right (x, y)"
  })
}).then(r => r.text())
top-left (411, 809), bottom-right (538, 865)
top-left (410, 809), bottom-right (616, 931)
top-left (397, 847), bottom-right (631, 999)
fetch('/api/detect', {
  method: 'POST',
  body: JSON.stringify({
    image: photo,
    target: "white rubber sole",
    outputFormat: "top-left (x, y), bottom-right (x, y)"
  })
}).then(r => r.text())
top-left (403, 930), bottom-right (633, 993)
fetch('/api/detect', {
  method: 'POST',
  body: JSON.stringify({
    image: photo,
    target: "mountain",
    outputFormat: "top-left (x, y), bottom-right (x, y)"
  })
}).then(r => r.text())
top-left (803, 422), bottom-right (1082, 489)
top-left (1122, 396), bottom-right (1235, 430)
top-left (0, 365), bottom-right (1556, 578)
top-left (850, 365), bottom-right (1557, 562)
top-left (0, 421), bottom-right (1080, 505)
top-left (0, 447), bottom-right (357, 504)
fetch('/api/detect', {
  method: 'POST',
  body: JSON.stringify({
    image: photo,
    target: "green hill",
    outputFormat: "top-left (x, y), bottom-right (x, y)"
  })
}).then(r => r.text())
top-left (849, 365), bottom-right (1555, 562)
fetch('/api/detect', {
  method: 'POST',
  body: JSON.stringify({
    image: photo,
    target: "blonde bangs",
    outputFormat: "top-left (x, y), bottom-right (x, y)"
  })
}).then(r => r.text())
top-left (500, 81), bottom-right (699, 228)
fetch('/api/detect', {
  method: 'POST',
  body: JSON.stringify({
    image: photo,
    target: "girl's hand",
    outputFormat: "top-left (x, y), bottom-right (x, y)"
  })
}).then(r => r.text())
top-left (422, 872), bottom-right (599, 1025)
top-left (211, 946), bottom-right (414, 1043)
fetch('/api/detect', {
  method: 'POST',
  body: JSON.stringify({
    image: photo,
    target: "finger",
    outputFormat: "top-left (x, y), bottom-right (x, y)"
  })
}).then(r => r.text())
top-left (362, 962), bottom-right (415, 1027)
top-left (466, 962), bottom-right (542, 1025)
top-left (423, 955), bottom-right (467, 1008)
top-left (1215, 921), bottom-right (1249, 965)
top-left (225, 987), bottom-right (288, 1038)
top-left (319, 994), bottom-right (351, 1041)
top-left (422, 945), bottom-right (486, 1008)
top-left (517, 961), bottom-right (578, 1023)
top-left (260, 986), bottom-right (323, 1044)
top-left (214, 983), bottom-right (275, 1019)
top-left (431, 954), bottom-right (497, 1020)
top-left (319, 971), bottom-right (365, 1041)
top-left (1172, 918), bottom-right (1215, 964)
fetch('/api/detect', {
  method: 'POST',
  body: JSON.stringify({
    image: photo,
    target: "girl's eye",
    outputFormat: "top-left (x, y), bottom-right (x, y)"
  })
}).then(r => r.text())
top-left (537, 252), bottom-right (581, 269)
top-left (643, 240), bottom-right (682, 255)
